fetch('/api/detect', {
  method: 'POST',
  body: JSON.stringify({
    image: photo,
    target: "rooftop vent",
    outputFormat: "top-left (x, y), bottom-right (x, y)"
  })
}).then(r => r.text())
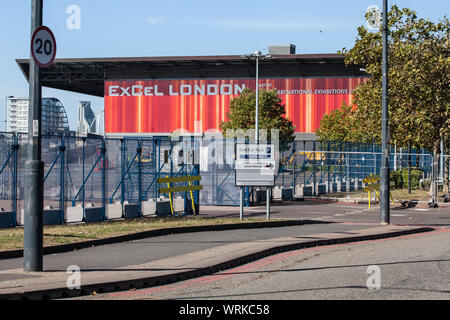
top-left (268, 44), bottom-right (296, 55)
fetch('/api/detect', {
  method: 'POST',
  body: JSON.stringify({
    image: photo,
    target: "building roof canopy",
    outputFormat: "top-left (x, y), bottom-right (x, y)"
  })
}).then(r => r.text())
top-left (16, 54), bottom-right (366, 97)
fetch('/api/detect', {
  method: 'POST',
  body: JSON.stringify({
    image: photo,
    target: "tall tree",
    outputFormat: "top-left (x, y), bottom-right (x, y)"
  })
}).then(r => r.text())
top-left (220, 88), bottom-right (295, 145)
top-left (315, 101), bottom-right (364, 142)
top-left (341, 6), bottom-right (449, 150)
top-left (317, 6), bottom-right (449, 191)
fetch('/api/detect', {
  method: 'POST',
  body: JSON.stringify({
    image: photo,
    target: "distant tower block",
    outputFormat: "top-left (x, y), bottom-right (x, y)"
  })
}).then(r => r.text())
top-left (77, 101), bottom-right (96, 134)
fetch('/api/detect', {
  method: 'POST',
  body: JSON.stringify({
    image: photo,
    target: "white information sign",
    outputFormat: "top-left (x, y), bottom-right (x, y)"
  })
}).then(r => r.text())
top-left (235, 144), bottom-right (276, 187)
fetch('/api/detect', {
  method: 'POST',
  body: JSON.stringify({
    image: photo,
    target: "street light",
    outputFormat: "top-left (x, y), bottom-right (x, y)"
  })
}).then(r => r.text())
top-left (24, 0), bottom-right (44, 272)
top-left (380, 0), bottom-right (390, 225)
top-left (241, 51), bottom-right (272, 144)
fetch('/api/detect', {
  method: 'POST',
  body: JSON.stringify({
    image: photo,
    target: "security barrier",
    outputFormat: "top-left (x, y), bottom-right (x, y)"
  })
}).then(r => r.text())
top-left (0, 131), bottom-right (440, 228)
top-left (363, 174), bottom-right (395, 208)
top-left (157, 175), bottom-right (202, 216)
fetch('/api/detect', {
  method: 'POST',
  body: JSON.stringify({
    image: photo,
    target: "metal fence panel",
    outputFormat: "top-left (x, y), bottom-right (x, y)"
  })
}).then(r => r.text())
top-left (0, 131), bottom-right (444, 228)
top-left (0, 133), bottom-right (18, 227)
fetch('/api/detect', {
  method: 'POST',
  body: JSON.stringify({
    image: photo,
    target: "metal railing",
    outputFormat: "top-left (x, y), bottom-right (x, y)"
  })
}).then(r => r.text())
top-left (0, 132), bottom-right (444, 228)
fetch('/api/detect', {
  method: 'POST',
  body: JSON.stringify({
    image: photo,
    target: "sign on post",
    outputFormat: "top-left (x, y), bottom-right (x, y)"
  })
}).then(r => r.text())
top-left (31, 26), bottom-right (56, 68)
top-left (235, 144), bottom-right (276, 187)
top-left (235, 143), bottom-right (276, 220)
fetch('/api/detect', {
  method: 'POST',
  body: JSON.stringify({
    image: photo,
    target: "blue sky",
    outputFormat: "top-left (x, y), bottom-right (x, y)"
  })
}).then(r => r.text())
top-left (0, 0), bottom-right (448, 131)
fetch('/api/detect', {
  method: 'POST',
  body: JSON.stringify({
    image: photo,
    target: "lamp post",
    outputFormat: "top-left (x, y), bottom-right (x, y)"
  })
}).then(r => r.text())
top-left (380, 0), bottom-right (390, 225)
top-left (241, 51), bottom-right (272, 144)
top-left (24, 0), bottom-right (44, 271)
top-left (241, 51), bottom-right (273, 218)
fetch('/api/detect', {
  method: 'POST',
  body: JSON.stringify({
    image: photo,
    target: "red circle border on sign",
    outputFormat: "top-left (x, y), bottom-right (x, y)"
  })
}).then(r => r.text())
top-left (31, 25), bottom-right (57, 68)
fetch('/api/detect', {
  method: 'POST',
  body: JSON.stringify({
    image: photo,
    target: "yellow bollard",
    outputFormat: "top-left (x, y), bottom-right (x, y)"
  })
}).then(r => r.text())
top-left (189, 178), bottom-right (196, 215)
top-left (167, 175), bottom-right (174, 216)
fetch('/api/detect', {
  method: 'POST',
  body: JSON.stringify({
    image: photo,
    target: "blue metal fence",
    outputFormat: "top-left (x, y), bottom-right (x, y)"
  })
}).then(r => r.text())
top-left (273, 140), bottom-right (433, 197)
top-left (0, 132), bottom-right (18, 227)
top-left (0, 132), bottom-right (436, 228)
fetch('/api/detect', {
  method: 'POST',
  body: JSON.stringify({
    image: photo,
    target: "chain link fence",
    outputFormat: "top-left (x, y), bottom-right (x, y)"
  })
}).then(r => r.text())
top-left (0, 132), bottom-right (446, 228)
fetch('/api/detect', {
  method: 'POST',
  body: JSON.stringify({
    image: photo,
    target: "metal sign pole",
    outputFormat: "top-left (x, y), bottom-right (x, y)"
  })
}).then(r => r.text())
top-left (255, 54), bottom-right (259, 144)
top-left (239, 187), bottom-right (244, 220)
top-left (380, 0), bottom-right (390, 225)
top-left (24, 0), bottom-right (44, 271)
top-left (235, 143), bottom-right (275, 220)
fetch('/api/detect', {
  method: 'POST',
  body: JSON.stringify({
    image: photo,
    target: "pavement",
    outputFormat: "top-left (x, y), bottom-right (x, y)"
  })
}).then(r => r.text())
top-left (0, 215), bottom-right (435, 300)
top-left (202, 199), bottom-right (450, 226)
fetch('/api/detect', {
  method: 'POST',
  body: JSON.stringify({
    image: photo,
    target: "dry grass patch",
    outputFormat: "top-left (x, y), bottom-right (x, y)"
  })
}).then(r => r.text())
top-left (0, 216), bottom-right (268, 251)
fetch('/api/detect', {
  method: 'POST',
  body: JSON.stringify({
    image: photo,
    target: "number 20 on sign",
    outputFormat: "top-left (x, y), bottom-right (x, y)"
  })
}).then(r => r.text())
top-left (31, 26), bottom-right (56, 68)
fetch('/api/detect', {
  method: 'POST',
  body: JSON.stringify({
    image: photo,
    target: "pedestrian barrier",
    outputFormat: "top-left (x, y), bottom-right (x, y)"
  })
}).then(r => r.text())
top-left (0, 131), bottom-right (440, 228)
top-left (157, 175), bottom-right (202, 216)
top-left (363, 174), bottom-right (395, 208)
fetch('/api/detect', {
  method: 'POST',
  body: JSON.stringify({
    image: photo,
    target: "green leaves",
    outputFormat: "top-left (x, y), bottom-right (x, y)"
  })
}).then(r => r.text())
top-left (316, 102), bottom-right (359, 142)
top-left (317, 5), bottom-right (449, 152)
top-left (220, 88), bottom-right (295, 144)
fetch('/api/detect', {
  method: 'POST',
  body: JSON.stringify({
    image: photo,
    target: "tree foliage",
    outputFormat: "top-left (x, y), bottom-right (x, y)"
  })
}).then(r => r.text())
top-left (220, 88), bottom-right (295, 144)
top-left (316, 101), bottom-right (362, 142)
top-left (317, 6), bottom-right (449, 154)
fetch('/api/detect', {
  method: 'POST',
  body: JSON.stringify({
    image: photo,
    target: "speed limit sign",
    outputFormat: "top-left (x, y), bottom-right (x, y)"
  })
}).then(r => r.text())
top-left (31, 26), bottom-right (56, 68)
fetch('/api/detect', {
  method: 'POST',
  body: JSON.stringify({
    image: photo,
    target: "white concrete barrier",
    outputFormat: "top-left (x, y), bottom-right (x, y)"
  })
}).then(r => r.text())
top-left (66, 204), bottom-right (84, 223)
top-left (294, 184), bottom-right (304, 199)
top-left (142, 199), bottom-right (156, 216)
top-left (106, 201), bottom-right (122, 220)
top-left (17, 209), bottom-right (25, 226)
top-left (272, 186), bottom-right (282, 200)
top-left (173, 196), bottom-right (184, 212)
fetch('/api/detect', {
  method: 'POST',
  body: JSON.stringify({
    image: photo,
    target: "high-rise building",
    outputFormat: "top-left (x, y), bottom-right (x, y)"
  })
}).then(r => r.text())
top-left (77, 101), bottom-right (96, 134)
top-left (6, 97), bottom-right (69, 135)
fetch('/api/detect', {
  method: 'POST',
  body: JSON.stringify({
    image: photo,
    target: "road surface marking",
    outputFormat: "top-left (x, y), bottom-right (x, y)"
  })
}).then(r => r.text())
top-left (108, 227), bottom-right (447, 299)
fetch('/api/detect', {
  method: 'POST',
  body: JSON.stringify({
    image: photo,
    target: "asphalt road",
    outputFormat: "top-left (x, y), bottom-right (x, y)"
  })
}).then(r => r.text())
top-left (203, 200), bottom-right (450, 227)
top-left (77, 227), bottom-right (450, 300)
top-left (0, 222), bottom-right (378, 272)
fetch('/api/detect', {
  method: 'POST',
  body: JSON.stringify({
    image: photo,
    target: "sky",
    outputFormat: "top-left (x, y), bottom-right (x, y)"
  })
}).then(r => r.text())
top-left (0, 0), bottom-right (448, 132)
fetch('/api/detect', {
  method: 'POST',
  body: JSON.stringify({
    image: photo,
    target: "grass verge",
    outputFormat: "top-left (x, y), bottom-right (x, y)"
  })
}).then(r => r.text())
top-left (0, 216), bottom-right (269, 251)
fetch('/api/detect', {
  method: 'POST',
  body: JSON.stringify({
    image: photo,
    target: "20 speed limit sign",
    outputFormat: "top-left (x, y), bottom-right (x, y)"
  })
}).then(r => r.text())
top-left (31, 26), bottom-right (56, 68)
